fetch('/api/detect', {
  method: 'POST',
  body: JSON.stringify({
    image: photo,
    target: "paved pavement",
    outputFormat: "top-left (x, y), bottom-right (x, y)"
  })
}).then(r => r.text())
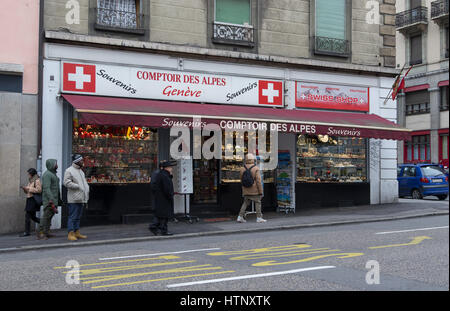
top-left (0, 198), bottom-right (448, 253)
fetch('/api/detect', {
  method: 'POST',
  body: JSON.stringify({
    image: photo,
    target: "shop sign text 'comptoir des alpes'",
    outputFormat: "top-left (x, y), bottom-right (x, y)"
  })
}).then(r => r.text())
top-left (61, 62), bottom-right (284, 107)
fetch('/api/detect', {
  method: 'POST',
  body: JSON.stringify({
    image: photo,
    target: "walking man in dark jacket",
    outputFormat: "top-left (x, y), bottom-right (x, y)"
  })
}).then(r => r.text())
top-left (149, 160), bottom-right (176, 236)
top-left (38, 159), bottom-right (61, 240)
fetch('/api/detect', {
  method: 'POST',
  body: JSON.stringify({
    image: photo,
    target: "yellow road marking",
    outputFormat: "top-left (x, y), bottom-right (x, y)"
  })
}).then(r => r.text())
top-left (70, 260), bottom-right (196, 276)
top-left (82, 264), bottom-right (224, 284)
top-left (91, 270), bottom-right (236, 289)
top-left (229, 249), bottom-right (340, 261)
top-left (207, 244), bottom-right (312, 256)
top-left (53, 255), bottom-right (180, 270)
top-left (368, 236), bottom-right (432, 249)
top-left (252, 252), bottom-right (365, 267)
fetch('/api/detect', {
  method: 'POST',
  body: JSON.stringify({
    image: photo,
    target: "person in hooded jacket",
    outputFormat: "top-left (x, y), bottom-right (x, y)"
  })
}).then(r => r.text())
top-left (38, 159), bottom-right (61, 240)
top-left (149, 160), bottom-right (176, 236)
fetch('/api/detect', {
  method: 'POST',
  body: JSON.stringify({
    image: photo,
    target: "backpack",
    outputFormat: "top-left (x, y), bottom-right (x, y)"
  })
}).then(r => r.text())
top-left (241, 164), bottom-right (256, 188)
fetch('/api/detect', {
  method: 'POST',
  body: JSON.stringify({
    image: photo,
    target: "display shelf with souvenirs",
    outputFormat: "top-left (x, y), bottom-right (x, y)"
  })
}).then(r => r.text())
top-left (220, 130), bottom-right (275, 184)
top-left (72, 123), bottom-right (158, 184)
top-left (296, 134), bottom-right (367, 183)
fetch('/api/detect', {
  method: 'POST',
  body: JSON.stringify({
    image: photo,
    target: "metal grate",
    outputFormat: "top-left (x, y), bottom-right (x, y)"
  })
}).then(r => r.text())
top-left (395, 6), bottom-right (428, 29)
top-left (212, 22), bottom-right (254, 46)
top-left (313, 36), bottom-right (350, 57)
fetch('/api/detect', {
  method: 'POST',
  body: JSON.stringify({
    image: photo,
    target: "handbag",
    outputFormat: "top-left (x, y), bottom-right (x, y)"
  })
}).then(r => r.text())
top-left (31, 180), bottom-right (43, 207)
top-left (33, 193), bottom-right (43, 207)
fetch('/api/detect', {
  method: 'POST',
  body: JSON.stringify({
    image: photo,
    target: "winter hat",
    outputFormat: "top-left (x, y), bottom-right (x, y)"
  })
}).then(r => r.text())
top-left (72, 154), bottom-right (83, 164)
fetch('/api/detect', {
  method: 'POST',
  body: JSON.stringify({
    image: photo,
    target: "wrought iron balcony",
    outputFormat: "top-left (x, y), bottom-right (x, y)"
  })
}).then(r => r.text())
top-left (313, 36), bottom-right (350, 57)
top-left (395, 6), bottom-right (428, 32)
top-left (431, 0), bottom-right (449, 22)
top-left (95, 6), bottom-right (145, 34)
top-left (212, 22), bottom-right (254, 47)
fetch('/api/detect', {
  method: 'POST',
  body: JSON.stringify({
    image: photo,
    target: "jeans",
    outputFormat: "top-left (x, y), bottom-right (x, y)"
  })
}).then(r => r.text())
top-left (67, 203), bottom-right (84, 232)
top-left (239, 195), bottom-right (263, 218)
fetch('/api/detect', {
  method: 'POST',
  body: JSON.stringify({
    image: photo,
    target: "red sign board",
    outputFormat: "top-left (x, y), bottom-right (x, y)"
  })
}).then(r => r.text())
top-left (296, 82), bottom-right (369, 112)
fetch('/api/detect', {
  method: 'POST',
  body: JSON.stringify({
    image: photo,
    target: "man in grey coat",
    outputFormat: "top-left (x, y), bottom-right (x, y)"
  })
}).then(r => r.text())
top-left (63, 154), bottom-right (90, 241)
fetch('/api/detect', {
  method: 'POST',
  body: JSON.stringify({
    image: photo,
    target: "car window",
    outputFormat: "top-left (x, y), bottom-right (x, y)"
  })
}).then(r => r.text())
top-left (403, 167), bottom-right (416, 177)
top-left (421, 165), bottom-right (445, 177)
top-left (397, 167), bottom-right (403, 177)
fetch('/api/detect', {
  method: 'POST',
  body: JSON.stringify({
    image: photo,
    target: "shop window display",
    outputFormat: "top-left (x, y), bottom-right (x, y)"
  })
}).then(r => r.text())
top-left (72, 124), bottom-right (158, 184)
top-left (296, 134), bottom-right (367, 183)
top-left (220, 130), bottom-right (276, 184)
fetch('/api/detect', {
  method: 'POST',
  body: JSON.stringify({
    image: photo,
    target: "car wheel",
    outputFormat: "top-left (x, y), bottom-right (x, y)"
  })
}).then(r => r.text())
top-left (437, 195), bottom-right (448, 200)
top-left (411, 189), bottom-right (423, 200)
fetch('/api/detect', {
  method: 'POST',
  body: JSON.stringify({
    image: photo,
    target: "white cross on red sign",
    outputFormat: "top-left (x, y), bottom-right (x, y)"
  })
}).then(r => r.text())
top-left (63, 63), bottom-right (96, 93)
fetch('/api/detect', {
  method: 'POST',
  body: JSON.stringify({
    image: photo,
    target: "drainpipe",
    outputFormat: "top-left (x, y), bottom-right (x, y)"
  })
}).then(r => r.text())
top-left (37, 0), bottom-right (44, 175)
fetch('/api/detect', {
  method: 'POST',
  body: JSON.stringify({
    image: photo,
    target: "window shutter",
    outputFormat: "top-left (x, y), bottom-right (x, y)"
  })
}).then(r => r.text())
top-left (216, 0), bottom-right (251, 25)
top-left (315, 0), bottom-right (346, 39)
top-left (410, 35), bottom-right (422, 64)
top-left (410, 0), bottom-right (422, 9)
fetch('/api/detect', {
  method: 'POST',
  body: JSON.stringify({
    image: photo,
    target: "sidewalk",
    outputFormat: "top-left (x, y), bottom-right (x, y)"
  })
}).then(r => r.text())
top-left (0, 199), bottom-right (448, 253)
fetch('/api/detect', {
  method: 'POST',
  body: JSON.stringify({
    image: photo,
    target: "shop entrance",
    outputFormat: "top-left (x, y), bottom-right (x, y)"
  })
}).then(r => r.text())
top-left (192, 159), bottom-right (219, 205)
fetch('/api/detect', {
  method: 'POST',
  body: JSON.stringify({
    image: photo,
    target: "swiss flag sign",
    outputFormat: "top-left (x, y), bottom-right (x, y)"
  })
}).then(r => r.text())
top-left (258, 80), bottom-right (283, 106)
top-left (63, 63), bottom-right (96, 93)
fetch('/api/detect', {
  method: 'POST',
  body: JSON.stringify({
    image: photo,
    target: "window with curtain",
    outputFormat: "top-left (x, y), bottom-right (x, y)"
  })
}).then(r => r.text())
top-left (215, 0), bottom-right (251, 25)
top-left (315, 0), bottom-right (346, 40)
top-left (97, 0), bottom-right (138, 29)
top-left (405, 135), bottom-right (430, 162)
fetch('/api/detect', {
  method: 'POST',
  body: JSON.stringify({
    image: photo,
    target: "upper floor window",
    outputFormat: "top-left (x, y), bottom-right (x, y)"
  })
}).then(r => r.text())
top-left (212, 0), bottom-right (254, 46)
top-left (409, 34), bottom-right (423, 65)
top-left (313, 0), bottom-right (349, 57)
top-left (405, 89), bottom-right (430, 115)
top-left (440, 86), bottom-right (449, 111)
top-left (215, 0), bottom-right (250, 25)
top-left (96, 0), bottom-right (141, 31)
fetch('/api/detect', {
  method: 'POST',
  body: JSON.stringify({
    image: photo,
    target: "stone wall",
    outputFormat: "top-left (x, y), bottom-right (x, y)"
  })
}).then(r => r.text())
top-left (0, 93), bottom-right (38, 234)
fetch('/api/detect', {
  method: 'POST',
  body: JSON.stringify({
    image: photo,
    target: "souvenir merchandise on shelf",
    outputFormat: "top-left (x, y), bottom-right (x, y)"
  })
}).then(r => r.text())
top-left (296, 134), bottom-right (367, 183)
top-left (220, 130), bottom-right (275, 184)
top-left (276, 150), bottom-right (294, 213)
top-left (72, 123), bottom-right (158, 184)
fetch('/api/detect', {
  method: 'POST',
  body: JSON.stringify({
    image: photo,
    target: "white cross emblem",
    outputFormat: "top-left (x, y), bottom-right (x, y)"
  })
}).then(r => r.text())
top-left (68, 66), bottom-right (91, 90)
top-left (262, 83), bottom-right (279, 103)
top-left (300, 94), bottom-right (307, 100)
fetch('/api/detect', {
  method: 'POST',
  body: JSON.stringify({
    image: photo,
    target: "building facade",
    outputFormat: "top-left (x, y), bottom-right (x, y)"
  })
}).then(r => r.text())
top-left (16, 0), bottom-right (409, 232)
top-left (396, 0), bottom-right (449, 168)
top-left (0, 0), bottom-right (41, 234)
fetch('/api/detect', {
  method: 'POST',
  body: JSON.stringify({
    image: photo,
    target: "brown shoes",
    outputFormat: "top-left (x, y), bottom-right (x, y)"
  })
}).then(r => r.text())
top-left (74, 230), bottom-right (87, 239)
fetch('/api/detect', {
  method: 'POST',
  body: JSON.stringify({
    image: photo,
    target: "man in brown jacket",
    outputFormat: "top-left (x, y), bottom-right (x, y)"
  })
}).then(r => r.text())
top-left (237, 153), bottom-right (267, 223)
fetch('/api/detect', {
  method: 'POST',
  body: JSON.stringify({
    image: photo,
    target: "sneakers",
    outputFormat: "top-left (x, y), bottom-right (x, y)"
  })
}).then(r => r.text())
top-left (237, 216), bottom-right (247, 223)
top-left (256, 217), bottom-right (267, 223)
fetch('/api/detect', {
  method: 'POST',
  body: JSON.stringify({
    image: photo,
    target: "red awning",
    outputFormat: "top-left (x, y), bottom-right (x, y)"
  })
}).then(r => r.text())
top-left (63, 94), bottom-right (411, 140)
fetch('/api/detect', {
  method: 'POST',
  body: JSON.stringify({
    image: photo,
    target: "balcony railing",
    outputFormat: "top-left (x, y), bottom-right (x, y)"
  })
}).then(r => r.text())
top-left (313, 36), bottom-right (350, 57)
top-left (212, 22), bottom-right (254, 47)
top-left (431, 0), bottom-right (449, 20)
top-left (395, 6), bottom-right (428, 30)
top-left (95, 6), bottom-right (145, 34)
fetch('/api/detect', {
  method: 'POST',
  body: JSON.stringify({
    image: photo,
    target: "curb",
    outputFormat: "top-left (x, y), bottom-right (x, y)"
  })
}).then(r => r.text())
top-left (0, 210), bottom-right (448, 254)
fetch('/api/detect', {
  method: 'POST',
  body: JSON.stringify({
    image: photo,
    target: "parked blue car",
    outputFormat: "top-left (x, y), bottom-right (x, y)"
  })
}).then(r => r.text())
top-left (397, 163), bottom-right (449, 200)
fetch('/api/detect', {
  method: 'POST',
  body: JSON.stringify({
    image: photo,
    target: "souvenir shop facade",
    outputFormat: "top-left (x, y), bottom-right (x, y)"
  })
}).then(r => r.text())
top-left (42, 43), bottom-right (410, 227)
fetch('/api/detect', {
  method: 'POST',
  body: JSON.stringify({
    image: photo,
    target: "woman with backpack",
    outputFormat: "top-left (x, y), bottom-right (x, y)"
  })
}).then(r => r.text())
top-left (237, 153), bottom-right (267, 223)
top-left (20, 168), bottom-right (42, 237)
